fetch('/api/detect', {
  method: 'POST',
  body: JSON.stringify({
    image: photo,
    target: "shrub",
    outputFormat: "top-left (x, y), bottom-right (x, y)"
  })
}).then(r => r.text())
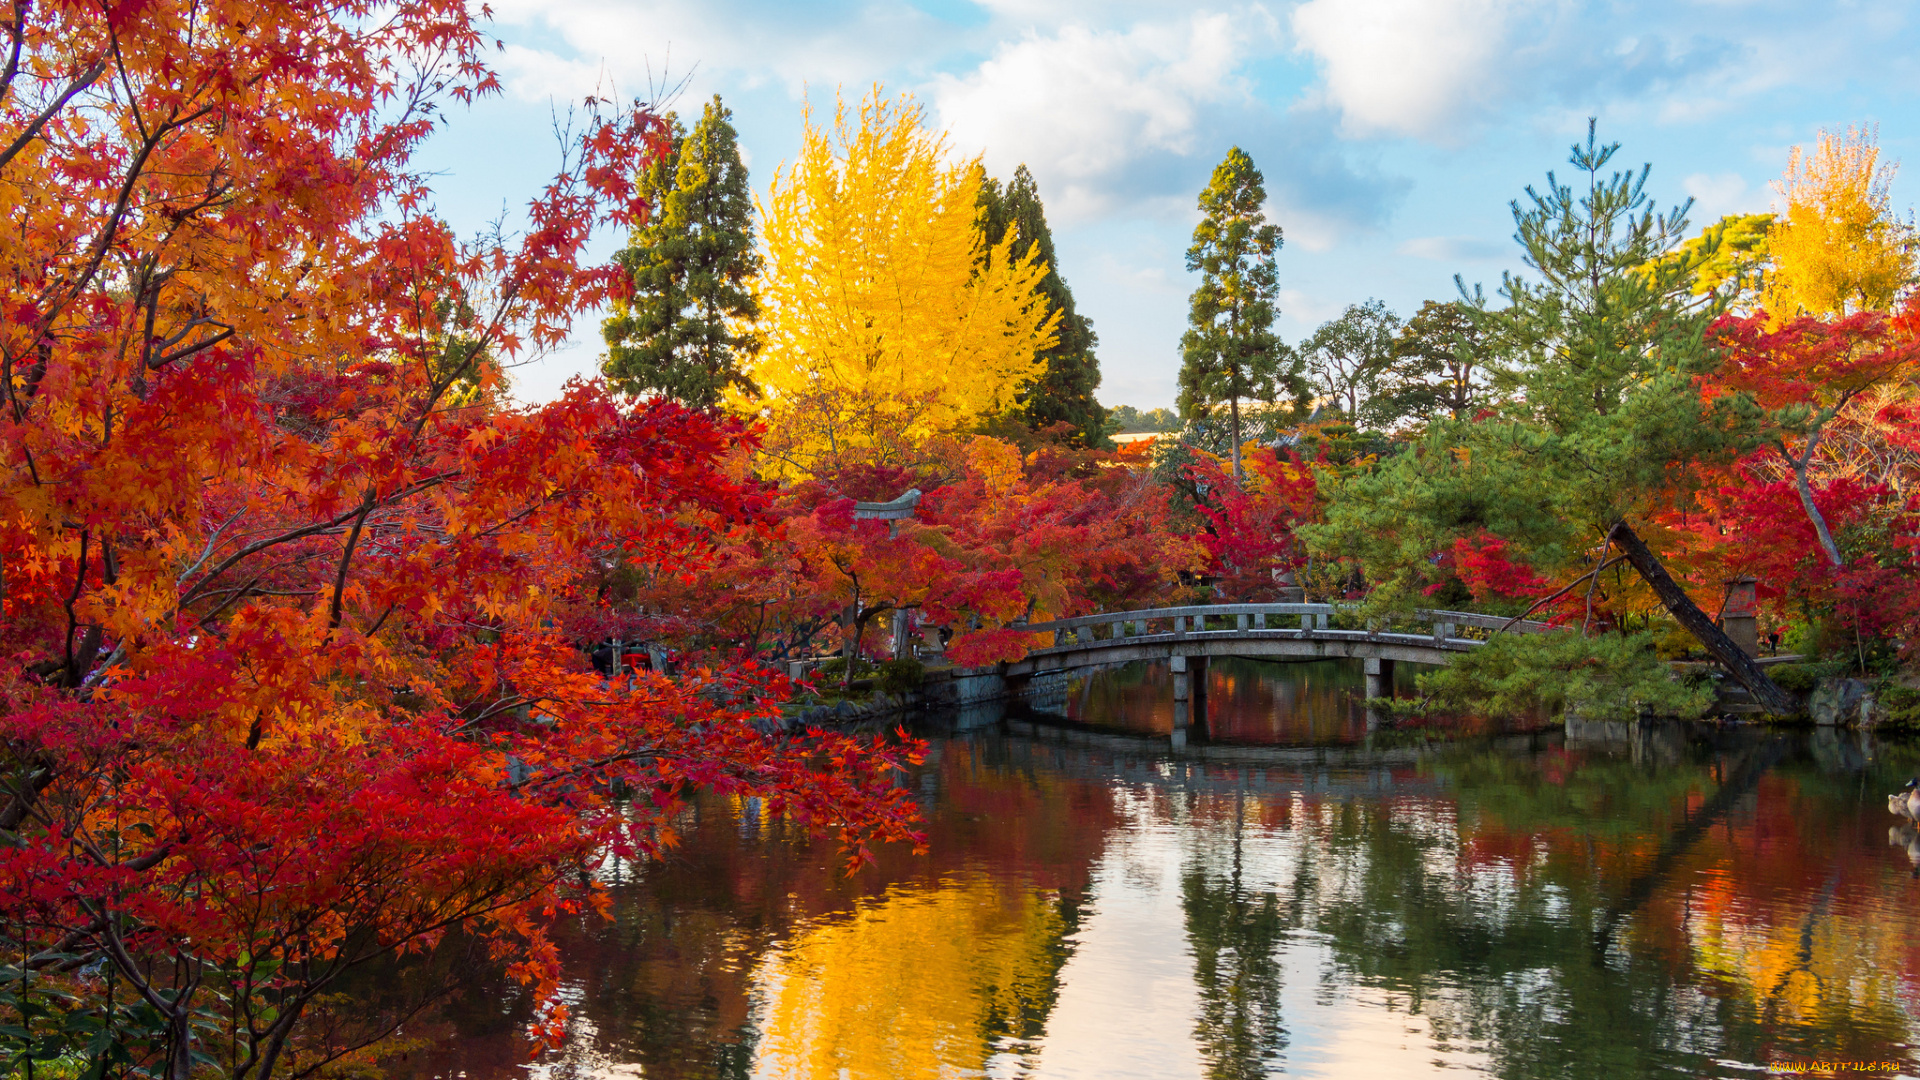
top-left (1767, 663), bottom-right (1822, 694)
top-left (1879, 683), bottom-right (1920, 733)
top-left (1407, 630), bottom-right (1714, 723)
top-left (877, 657), bottom-right (926, 696)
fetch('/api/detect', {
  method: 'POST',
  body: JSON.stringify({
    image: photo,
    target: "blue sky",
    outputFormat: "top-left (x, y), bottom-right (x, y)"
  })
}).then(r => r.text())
top-left (413, 0), bottom-right (1920, 410)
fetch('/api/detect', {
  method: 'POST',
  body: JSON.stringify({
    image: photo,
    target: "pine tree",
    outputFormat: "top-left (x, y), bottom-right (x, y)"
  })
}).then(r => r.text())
top-left (976, 166), bottom-right (1107, 446)
top-left (1307, 122), bottom-right (1795, 715)
top-left (602, 95), bottom-right (761, 408)
top-left (1178, 148), bottom-right (1302, 479)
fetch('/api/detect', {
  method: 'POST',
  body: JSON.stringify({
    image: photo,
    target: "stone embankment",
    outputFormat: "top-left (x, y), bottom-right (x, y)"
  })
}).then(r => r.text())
top-left (1806, 677), bottom-right (1882, 727)
top-left (778, 662), bottom-right (1051, 729)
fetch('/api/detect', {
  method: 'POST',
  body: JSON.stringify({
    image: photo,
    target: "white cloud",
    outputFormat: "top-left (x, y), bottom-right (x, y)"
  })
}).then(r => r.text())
top-left (1396, 235), bottom-right (1506, 262)
top-left (1286, 0), bottom-right (1803, 143)
top-left (1681, 171), bottom-right (1762, 222)
top-left (970, 0), bottom-right (1200, 22)
top-left (1279, 212), bottom-right (1347, 254)
top-left (484, 0), bottom-right (949, 102)
top-left (1290, 0), bottom-right (1539, 140)
top-left (932, 13), bottom-right (1270, 222)
top-left (494, 43), bottom-right (608, 103)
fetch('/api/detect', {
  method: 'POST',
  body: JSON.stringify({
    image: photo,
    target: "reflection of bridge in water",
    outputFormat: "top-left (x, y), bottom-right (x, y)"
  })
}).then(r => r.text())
top-left (982, 717), bottom-right (1518, 801)
top-left (999, 603), bottom-right (1550, 730)
top-left (947, 714), bottom-right (1782, 811)
top-left (954, 715), bottom-right (1839, 928)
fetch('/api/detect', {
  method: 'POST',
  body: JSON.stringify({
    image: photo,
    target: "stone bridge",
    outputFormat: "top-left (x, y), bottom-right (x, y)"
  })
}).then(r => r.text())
top-left (990, 603), bottom-right (1551, 729)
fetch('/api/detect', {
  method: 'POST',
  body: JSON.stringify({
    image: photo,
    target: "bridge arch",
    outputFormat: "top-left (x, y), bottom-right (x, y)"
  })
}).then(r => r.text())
top-left (990, 603), bottom-right (1551, 732)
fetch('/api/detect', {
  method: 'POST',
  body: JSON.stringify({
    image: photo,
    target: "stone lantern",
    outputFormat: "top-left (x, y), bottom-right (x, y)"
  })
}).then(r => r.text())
top-left (1722, 576), bottom-right (1759, 658)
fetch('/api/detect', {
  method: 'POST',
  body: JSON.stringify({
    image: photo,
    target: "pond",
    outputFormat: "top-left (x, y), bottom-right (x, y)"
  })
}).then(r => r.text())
top-left (397, 659), bottom-right (1920, 1080)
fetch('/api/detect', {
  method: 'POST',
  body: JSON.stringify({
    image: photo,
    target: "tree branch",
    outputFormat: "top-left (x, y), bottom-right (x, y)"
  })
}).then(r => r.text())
top-left (1498, 552), bottom-right (1627, 634)
top-left (0, 57), bottom-right (106, 175)
top-left (328, 492), bottom-right (377, 630)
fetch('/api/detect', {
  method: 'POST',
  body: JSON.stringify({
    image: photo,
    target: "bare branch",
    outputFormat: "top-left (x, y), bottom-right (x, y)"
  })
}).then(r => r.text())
top-left (0, 57), bottom-right (106, 175)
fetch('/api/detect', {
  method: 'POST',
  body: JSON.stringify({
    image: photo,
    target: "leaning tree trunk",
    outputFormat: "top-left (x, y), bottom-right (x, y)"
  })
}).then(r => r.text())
top-left (1611, 521), bottom-right (1800, 715)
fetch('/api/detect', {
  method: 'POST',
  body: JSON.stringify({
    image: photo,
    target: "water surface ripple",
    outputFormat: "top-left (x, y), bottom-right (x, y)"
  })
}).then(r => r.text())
top-left (402, 659), bottom-right (1920, 1080)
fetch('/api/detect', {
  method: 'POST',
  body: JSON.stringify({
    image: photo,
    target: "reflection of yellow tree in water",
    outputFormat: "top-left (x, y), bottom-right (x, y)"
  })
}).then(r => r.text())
top-left (1686, 881), bottom-right (1915, 1031)
top-left (1670, 772), bottom-right (1920, 1046)
top-left (753, 876), bottom-right (1076, 1079)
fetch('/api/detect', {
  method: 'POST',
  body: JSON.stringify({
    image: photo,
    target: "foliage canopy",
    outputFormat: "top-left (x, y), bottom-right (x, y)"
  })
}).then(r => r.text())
top-left (748, 88), bottom-right (1057, 478)
top-left (603, 95), bottom-right (763, 407)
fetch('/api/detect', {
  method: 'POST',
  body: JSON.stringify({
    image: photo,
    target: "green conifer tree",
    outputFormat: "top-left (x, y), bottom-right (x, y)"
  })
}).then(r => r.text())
top-left (1178, 148), bottom-right (1303, 479)
top-left (602, 95), bottom-right (760, 408)
top-left (1307, 122), bottom-right (1794, 715)
top-left (977, 165), bottom-right (1107, 446)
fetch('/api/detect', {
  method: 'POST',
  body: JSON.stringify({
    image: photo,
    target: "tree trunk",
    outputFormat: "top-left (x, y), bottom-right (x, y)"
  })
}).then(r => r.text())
top-left (1229, 395), bottom-right (1243, 481)
top-left (1782, 438), bottom-right (1844, 568)
top-left (841, 599), bottom-right (857, 692)
top-left (1612, 521), bottom-right (1799, 715)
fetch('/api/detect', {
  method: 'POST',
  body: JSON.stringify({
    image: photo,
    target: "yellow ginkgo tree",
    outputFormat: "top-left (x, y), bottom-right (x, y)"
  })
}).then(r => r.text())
top-left (1763, 125), bottom-right (1918, 319)
top-left (745, 86), bottom-right (1057, 478)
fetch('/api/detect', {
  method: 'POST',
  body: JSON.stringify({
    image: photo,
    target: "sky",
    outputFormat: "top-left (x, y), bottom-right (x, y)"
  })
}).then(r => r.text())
top-left (411, 0), bottom-right (1920, 411)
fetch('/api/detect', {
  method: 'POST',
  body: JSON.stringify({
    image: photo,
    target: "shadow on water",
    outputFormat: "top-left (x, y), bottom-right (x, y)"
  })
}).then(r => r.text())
top-left (1039, 657), bottom-right (1521, 747)
top-left (388, 668), bottom-right (1920, 1080)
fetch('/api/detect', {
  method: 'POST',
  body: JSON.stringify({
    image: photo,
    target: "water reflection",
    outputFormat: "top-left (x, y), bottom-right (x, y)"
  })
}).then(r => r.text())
top-left (753, 876), bottom-right (1077, 1078)
top-left (1060, 658), bottom-right (1434, 745)
top-left (398, 701), bottom-right (1920, 1079)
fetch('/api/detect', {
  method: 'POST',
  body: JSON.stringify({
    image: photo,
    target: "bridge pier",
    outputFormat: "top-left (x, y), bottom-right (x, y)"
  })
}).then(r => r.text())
top-left (998, 604), bottom-right (1556, 736)
top-left (1171, 654), bottom-right (1208, 732)
top-left (1364, 657), bottom-right (1395, 729)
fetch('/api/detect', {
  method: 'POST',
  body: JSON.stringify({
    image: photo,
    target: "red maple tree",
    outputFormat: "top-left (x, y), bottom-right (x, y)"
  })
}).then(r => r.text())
top-left (0, 1), bottom-right (922, 1075)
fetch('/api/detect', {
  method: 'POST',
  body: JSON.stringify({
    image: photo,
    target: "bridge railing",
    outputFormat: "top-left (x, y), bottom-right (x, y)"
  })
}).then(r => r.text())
top-left (1012, 604), bottom-right (1553, 648)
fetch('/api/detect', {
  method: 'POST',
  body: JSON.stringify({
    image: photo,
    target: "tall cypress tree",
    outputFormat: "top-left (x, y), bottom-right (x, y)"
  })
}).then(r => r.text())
top-left (977, 165), bottom-right (1107, 446)
top-left (602, 95), bottom-right (760, 408)
top-left (1178, 148), bottom-right (1302, 479)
